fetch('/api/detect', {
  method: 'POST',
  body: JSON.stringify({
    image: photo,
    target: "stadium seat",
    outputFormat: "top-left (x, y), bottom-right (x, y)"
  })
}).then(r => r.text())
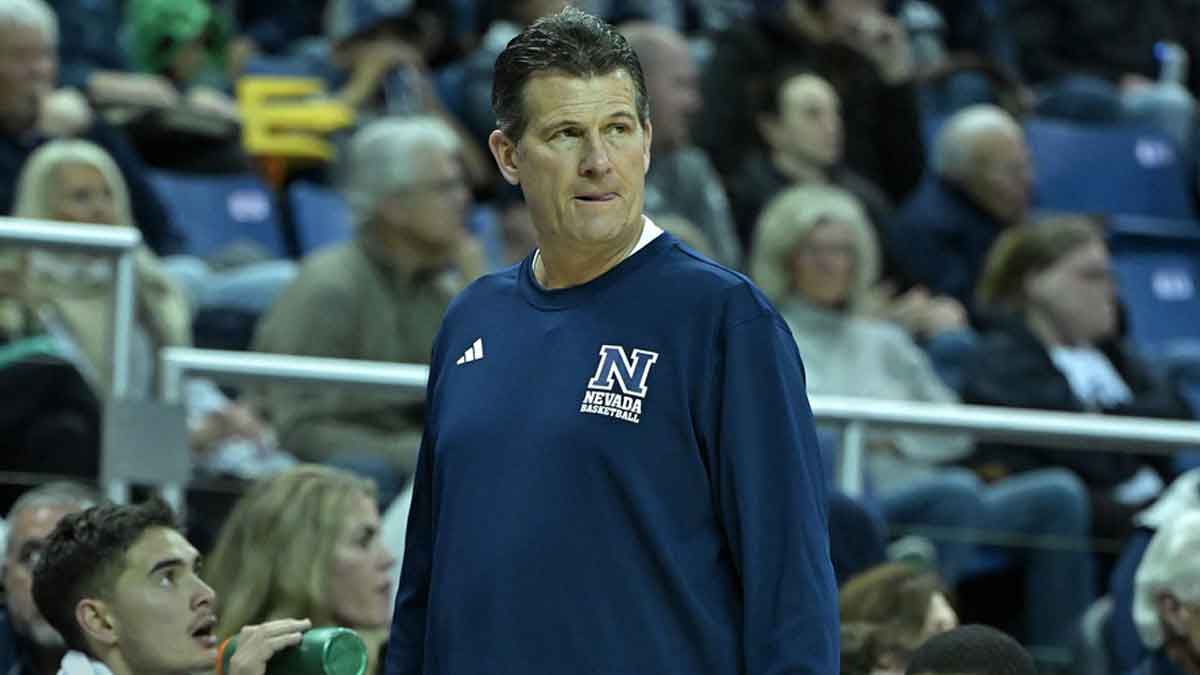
top-left (287, 181), bottom-right (353, 255)
top-left (1107, 216), bottom-right (1200, 358)
top-left (1025, 118), bottom-right (1196, 219)
top-left (146, 170), bottom-right (288, 259)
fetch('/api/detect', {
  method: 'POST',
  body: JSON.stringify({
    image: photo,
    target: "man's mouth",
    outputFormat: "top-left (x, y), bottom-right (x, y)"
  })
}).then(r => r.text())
top-left (190, 615), bottom-right (218, 647)
top-left (575, 193), bottom-right (617, 202)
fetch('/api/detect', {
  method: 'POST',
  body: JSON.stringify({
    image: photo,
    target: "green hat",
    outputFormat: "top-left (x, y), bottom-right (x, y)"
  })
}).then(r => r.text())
top-left (127, 0), bottom-right (225, 75)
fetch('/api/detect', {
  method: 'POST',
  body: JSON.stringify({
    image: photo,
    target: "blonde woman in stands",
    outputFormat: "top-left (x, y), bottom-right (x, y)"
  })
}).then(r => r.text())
top-left (8, 138), bottom-right (290, 478)
top-left (203, 465), bottom-right (397, 675)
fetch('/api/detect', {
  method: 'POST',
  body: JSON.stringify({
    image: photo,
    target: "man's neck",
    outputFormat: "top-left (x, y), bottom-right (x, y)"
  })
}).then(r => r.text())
top-left (533, 218), bottom-right (646, 290)
top-left (771, 151), bottom-right (829, 184)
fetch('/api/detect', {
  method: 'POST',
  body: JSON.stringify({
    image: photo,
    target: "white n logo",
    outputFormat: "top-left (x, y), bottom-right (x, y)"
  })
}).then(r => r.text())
top-left (587, 345), bottom-right (659, 398)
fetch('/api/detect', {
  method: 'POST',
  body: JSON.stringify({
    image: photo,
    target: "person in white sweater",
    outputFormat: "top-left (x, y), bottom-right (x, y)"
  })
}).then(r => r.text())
top-left (751, 183), bottom-right (1094, 652)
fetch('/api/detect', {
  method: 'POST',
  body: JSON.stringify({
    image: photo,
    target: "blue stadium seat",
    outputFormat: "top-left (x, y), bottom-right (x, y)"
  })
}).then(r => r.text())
top-left (1026, 119), bottom-right (1196, 219)
top-left (287, 181), bottom-right (353, 255)
top-left (1107, 216), bottom-right (1200, 358)
top-left (146, 170), bottom-right (288, 259)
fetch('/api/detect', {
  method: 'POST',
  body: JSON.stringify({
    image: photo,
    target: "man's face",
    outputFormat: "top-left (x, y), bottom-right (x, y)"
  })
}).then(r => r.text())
top-left (1026, 239), bottom-right (1116, 345)
top-left (103, 527), bottom-right (218, 674)
top-left (765, 74), bottom-right (843, 168)
top-left (962, 127), bottom-right (1032, 226)
top-left (0, 21), bottom-right (56, 135)
top-left (3, 503), bottom-right (81, 649)
top-left (377, 147), bottom-right (471, 255)
top-left (492, 70), bottom-right (651, 250)
top-left (644, 40), bottom-right (698, 154)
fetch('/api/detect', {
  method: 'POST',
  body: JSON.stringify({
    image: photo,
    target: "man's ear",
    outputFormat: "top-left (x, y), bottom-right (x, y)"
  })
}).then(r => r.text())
top-left (757, 113), bottom-right (780, 150)
top-left (642, 118), bottom-right (653, 173)
top-left (1158, 593), bottom-right (1189, 636)
top-left (488, 130), bottom-right (521, 186)
top-left (77, 598), bottom-right (119, 649)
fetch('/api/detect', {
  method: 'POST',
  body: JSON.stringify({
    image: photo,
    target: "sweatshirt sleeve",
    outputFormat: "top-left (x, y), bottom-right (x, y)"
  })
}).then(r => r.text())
top-left (708, 302), bottom-right (839, 674)
top-left (385, 356), bottom-right (439, 675)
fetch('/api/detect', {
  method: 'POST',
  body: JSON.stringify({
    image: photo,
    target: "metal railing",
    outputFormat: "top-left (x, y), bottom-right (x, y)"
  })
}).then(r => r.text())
top-left (0, 217), bottom-right (141, 398)
top-left (158, 348), bottom-right (1200, 502)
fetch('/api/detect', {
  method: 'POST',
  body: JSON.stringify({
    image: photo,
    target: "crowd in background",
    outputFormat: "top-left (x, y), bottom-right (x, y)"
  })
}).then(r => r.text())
top-left (1, 0), bottom-right (1199, 673)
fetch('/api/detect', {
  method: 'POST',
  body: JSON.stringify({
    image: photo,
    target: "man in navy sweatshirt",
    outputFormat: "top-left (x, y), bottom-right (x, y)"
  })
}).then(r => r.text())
top-left (386, 7), bottom-right (838, 674)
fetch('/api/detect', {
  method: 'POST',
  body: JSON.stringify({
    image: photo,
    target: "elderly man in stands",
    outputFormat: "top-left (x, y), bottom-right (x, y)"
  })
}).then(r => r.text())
top-left (1132, 509), bottom-right (1200, 675)
top-left (1, 482), bottom-right (97, 675)
top-left (252, 115), bottom-right (482, 506)
top-left (887, 104), bottom-right (1031, 313)
top-left (620, 22), bottom-right (742, 269)
top-left (0, 0), bottom-right (178, 253)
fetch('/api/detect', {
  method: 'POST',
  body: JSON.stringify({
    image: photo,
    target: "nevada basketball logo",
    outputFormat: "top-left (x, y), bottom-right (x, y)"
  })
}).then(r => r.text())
top-left (580, 345), bottom-right (659, 424)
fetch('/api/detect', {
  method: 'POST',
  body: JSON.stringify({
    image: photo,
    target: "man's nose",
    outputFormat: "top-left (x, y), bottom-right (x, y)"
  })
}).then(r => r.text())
top-left (578, 133), bottom-right (614, 176)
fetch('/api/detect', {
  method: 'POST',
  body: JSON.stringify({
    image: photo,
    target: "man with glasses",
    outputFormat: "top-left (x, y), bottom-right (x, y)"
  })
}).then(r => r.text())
top-left (252, 115), bottom-right (483, 506)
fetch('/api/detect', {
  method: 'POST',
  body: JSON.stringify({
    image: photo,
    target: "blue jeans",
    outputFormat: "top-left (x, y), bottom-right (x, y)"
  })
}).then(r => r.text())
top-left (881, 468), bottom-right (1094, 648)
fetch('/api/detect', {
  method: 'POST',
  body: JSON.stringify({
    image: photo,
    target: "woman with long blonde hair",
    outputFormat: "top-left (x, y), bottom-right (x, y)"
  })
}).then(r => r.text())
top-left (204, 465), bottom-right (397, 675)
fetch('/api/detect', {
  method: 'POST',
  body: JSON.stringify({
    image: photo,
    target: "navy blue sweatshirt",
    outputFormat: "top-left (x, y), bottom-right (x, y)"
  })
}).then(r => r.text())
top-left (387, 232), bottom-right (838, 674)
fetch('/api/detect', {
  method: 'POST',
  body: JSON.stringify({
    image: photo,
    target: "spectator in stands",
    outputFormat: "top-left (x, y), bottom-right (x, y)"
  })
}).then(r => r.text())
top-left (8, 138), bottom-right (291, 479)
top-left (729, 68), bottom-right (893, 264)
top-left (125, 0), bottom-right (238, 109)
top-left (1132, 509), bottom-right (1200, 675)
top-left (253, 116), bottom-right (481, 503)
top-left (1007, 0), bottom-right (1198, 150)
top-left (204, 465), bottom-right (396, 675)
top-left (620, 22), bottom-right (741, 269)
top-left (31, 498), bottom-right (311, 675)
top-left (963, 215), bottom-right (1192, 546)
top-left (450, 0), bottom-right (567, 153)
top-left (840, 621), bottom-right (912, 675)
top-left (888, 104), bottom-right (1031, 313)
top-left (0, 0), bottom-right (179, 254)
top-left (1, 482), bottom-right (97, 675)
top-left (904, 624), bottom-right (1037, 675)
top-left (696, 0), bottom-right (925, 202)
top-left (752, 184), bottom-right (1093, 649)
top-left (1111, 469), bottom-right (1200, 673)
top-left (839, 562), bottom-right (958, 671)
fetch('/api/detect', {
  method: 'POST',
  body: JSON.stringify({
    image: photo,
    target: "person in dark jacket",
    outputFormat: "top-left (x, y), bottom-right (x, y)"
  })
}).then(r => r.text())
top-left (695, 0), bottom-right (925, 202)
top-left (962, 215), bottom-right (1192, 543)
top-left (0, 0), bottom-right (181, 254)
top-left (887, 104), bottom-right (1031, 314)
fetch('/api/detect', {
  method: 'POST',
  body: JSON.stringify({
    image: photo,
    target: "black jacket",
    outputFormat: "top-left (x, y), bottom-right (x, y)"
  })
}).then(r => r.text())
top-left (961, 319), bottom-right (1191, 487)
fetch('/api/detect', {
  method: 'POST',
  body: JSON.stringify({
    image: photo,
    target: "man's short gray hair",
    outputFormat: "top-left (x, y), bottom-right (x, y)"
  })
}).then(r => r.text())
top-left (0, 0), bottom-right (58, 43)
top-left (343, 115), bottom-right (462, 228)
top-left (1134, 509), bottom-right (1200, 649)
top-left (3, 482), bottom-right (99, 563)
top-left (931, 104), bottom-right (1021, 180)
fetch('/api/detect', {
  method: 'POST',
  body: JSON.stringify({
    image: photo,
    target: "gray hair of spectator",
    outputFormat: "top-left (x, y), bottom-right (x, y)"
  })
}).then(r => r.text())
top-left (750, 183), bottom-right (878, 306)
top-left (0, 0), bottom-right (57, 42)
top-left (12, 139), bottom-right (136, 228)
top-left (1134, 509), bottom-right (1200, 649)
top-left (618, 21), bottom-right (684, 71)
top-left (3, 482), bottom-right (100, 565)
top-left (931, 104), bottom-right (1021, 180)
top-left (492, 5), bottom-right (649, 142)
top-left (342, 115), bottom-right (461, 229)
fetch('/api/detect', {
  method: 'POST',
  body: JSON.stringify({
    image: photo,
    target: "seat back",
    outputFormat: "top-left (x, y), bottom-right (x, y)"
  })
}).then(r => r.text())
top-left (1108, 216), bottom-right (1200, 357)
top-left (287, 181), bottom-right (353, 255)
top-left (147, 170), bottom-right (287, 259)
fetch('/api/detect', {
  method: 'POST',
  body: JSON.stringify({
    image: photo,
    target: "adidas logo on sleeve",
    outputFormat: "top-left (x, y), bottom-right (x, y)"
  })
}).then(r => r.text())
top-left (455, 338), bottom-right (484, 365)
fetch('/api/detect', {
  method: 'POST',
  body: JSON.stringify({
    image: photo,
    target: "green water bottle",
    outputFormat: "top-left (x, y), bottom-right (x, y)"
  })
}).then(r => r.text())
top-left (217, 626), bottom-right (368, 675)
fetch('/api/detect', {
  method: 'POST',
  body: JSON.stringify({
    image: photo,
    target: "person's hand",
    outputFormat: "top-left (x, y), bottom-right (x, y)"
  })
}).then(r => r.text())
top-left (37, 87), bottom-right (93, 137)
top-left (225, 619), bottom-right (311, 675)
top-left (226, 36), bottom-right (260, 80)
top-left (89, 71), bottom-right (180, 109)
top-left (185, 86), bottom-right (242, 123)
top-left (838, 11), bottom-right (914, 84)
top-left (920, 296), bottom-right (969, 337)
top-left (190, 403), bottom-right (269, 454)
top-left (1164, 634), bottom-right (1200, 675)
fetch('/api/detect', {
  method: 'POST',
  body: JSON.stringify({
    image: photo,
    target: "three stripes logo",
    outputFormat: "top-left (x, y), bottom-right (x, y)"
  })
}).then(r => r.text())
top-left (455, 338), bottom-right (484, 365)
